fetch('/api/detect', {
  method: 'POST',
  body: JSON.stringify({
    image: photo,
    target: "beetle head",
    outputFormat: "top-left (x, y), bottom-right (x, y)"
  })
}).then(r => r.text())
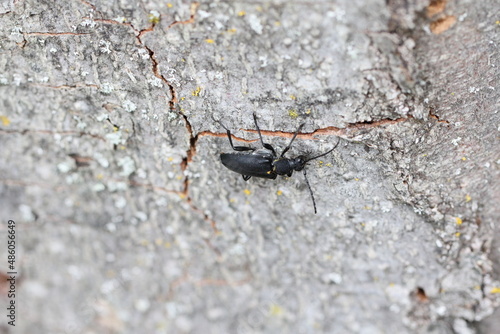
top-left (291, 156), bottom-right (307, 171)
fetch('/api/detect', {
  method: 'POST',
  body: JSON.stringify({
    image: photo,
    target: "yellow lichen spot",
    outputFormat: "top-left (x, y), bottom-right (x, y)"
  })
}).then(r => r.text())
top-left (155, 238), bottom-right (163, 246)
top-left (288, 109), bottom-right (299, 119)
top-left (354, 178), bottom-right (360, 181)
top-left (289, 94), bottom-right (297, 100)
top-left (490, 287), bottom-right (500, 294)
top-left (148, 12), bottom-right (160, 24)
top-left (455, 217), bottom-right (463, 225)
top-left (364, 206), bottom-right (372, 210)
top-left (305, 109), bottom-right (312, 115)
top-left (178, 193), bottom-right (187, 199)
top-left (229, 198), bottom-right (236, 203)
top-left (276, 190), bottom-right (283, 196)
top-left (473, 285), bottom-right (481, 290)
top-left (274, 21), bottom-right (281, 26)
top-left (388, 282), bottom-right (395, 287)
top-left (237, 11), bottom-right (246, 17)
top-left (0, 116), bottom-right (10, 126)
top-left (176, 175), bottom-right (183, 180)
top-left (166, 3), bottom-right (173, 8)
top-left (455, 232), bottom-right (461, 237)
top-left (269, 304), bottom-right (284, 316)
top-left (164, 241), bottom-right (172, 248)
top-left (256, 6), bottom-right (263, 12)
top-left (167, 157), bottom-right (174, 162)
top-left (113, 126), bottom-right (119, 132)
top-left (140, 239), bottom-right (149, 246)
top-left (180, 97), bottom-right (185, 101)
top-left (422, 154), bottom-right (427, 157)
top-left (496, 20), bottom-right (500, 25)
top-left (96, 173), bottom-right (104, 180)
top-left (451, 92), bottom-right (455, 95)
top-left (118, 145), bottom-right (126, 150)
top-left (227, 28), bottom-right (237, 33)
top-left (465, 194), bottom-right (471, 202)
top-left (205, 39), bottom-right (215, 44)
top-left (243, 189), bottom-right (251, 195)
top-left (192, 86), bottom-right (202, 96)
top-left (461, 156), bottom-right (467, 161)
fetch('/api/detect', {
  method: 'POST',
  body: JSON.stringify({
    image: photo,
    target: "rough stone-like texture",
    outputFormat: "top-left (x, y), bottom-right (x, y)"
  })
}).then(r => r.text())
top-left (0, 0), bottom-right (498, 333)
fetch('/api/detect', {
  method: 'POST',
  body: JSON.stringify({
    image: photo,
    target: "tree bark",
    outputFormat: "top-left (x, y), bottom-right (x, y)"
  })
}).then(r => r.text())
top-left (0, 0), bottom-right (498, 333)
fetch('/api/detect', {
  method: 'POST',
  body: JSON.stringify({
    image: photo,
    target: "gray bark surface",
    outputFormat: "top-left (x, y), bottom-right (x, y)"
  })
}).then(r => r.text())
top-left (0, 0), bottom-right (499, 333)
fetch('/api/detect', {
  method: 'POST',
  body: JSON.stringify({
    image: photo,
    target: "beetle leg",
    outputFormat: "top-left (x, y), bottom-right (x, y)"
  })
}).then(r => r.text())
top-left (226, 129), bottom-right (255, 152)
top-left (253, 113), bottom-right (275, 152)
top-left (242, 175), bottom-right (251, 181)
top-left (302, 168), bottom-right (317, 214)
top-left (280, 123), bottom-right (305, 158)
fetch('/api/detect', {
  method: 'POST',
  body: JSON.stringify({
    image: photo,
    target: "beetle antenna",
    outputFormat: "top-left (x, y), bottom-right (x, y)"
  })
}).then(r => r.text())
top-left (280, 123), bottom-right (305, 158)
top-left (211, 114), bottom-right (229, 131)
top-left (305, 137), bottom-right (340, 163)
top-left (302, 168), bottom-right (317, 214)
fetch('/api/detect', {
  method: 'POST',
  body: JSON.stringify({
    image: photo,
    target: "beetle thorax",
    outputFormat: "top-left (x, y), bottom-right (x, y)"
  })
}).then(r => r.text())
top-left (273, 157), bottom-right (306, 175)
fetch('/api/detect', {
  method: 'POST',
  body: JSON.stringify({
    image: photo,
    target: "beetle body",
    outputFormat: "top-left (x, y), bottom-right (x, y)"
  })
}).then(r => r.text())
top-left (217, 113), bottom-right (339, 213)
top-left (220, 150), bottom-right (277, 180)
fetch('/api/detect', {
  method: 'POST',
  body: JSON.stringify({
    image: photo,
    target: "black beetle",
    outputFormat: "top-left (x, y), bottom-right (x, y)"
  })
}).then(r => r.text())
top-left (218, 113), bottom-right (339, 214)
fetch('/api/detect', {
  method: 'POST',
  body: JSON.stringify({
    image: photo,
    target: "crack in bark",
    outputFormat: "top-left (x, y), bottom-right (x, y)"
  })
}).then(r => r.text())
top-left (166, 2), bottom-right (199, 29)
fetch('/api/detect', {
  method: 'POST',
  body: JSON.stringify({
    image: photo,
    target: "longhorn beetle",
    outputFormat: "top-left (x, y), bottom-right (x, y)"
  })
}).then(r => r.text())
top-left (218, 113), bottom-right (339, 214)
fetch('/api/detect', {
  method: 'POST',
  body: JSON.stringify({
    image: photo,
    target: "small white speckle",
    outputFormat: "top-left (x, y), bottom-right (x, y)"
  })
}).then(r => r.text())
top-left (247, 14), bottom-right (263, 35)
top-left (57, 162), bottom-right (73, 174)
top-left (96, 113), bottom-right (108, 122)
top-left (123, 100), bottom-right (137, 113)
top-left (148, 76), bottom-right (163, 88)
top-left (138, 48), bottom-right (150, 60)
top-left (436, 239), bottom-right (443, 248)
top-left (135, 299), bottom-right (151, 312)
top-left (94, 153), bottom-right (109, 168)
top-left (149, 10), bottom-right (160, 20)
top-left (106, 223), bottom-right (116, 232)
top-left (92, 183), bottom-right (106, 192)
top-left (198, 10), bottom-right (211, 19)
top-left (451, 137), bottom-right (461, 146)
top-left (105, 131), bottom-right (125, 145)
top-left (118, 156), bottom-right (136, 177)
top-left (19, 204), bottom-right (37, 222)
top-left (49, 47), bottom-right (57, 53)
top-left (434, 305), bottom-right (447, 316)
top-left (80, 18), bottom-right (96, 28)
top-left (99, 40), bottom-right (112, 54)
top-left (321, 272), bottom-right (343, 284)
top-left (115, 196), bottom-right (127, 208)
top-left (135, 211), bottom-right (148, 222)
top-left (100, 82), bottom-right (114, 94)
